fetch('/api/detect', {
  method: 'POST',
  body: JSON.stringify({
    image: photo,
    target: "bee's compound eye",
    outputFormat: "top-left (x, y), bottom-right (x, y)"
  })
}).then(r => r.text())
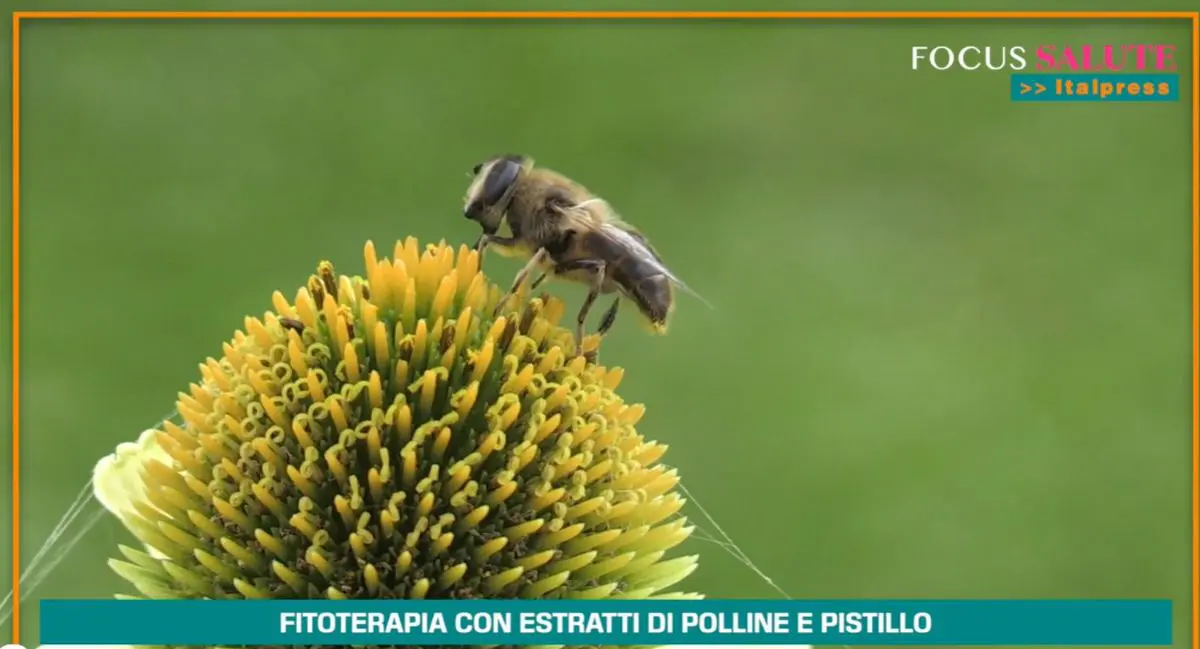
top-left (472, 163), bottom-right (483, 175)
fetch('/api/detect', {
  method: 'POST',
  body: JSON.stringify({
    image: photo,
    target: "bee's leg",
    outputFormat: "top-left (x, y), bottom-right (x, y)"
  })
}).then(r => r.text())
top-left (529, 272), bottom-right (550, 291)
top-left (543, 258), bottom-right (608, 347)
top-left (474, 233), bottom-right (521, 271)
top-left (474, 233), bottom-right (491, 270)
top-left (597, 297), bottom-right (621, 336)
top-left (493, 247), bottom-right (550, 317)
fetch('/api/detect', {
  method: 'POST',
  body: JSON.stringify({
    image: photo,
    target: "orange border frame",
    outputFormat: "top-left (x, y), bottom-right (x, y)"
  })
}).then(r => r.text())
top-left (7, 9), bottom-right (1200, 646)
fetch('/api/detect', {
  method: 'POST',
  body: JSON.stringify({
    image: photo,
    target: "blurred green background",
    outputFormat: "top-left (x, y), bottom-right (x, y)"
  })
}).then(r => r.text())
top-left (0, 1), bottom-right (1194, 647)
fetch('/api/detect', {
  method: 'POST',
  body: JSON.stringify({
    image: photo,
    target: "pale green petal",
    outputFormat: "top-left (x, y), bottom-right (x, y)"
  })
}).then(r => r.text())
top-left (92, 427), bottom-right (169, 524)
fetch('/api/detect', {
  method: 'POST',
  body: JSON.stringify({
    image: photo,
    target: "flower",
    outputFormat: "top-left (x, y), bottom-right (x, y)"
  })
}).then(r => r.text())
top-left (93, 238), bottom-right (702, 605)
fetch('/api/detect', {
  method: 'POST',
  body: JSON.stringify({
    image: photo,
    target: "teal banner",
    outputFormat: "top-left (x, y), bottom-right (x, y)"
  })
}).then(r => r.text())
top-left (39, 599), bottom-right (1172, 645)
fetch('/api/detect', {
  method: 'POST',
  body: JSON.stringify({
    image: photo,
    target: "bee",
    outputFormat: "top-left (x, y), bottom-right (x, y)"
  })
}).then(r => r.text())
top-left (462, 154), bottom-right (710, 352)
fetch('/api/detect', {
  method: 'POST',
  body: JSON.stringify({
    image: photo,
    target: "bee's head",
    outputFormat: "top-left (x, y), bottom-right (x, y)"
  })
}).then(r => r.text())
top-left (463, 154), bottom-right (530, 234)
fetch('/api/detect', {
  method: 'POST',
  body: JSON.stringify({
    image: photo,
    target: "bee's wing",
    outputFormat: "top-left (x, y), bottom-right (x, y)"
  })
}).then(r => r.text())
top-left (564, 198), bottom-right (652, 248)
top-left (596, 221), bottom-right (716, 311)
top-left (554, 197), bottom-right (613, 228)
top-left (555, 198), bottom-right (716, 310)
top-left (546, 197), bottom-right (603, 237)
top-left (659, 265), bottom-right (716, 311)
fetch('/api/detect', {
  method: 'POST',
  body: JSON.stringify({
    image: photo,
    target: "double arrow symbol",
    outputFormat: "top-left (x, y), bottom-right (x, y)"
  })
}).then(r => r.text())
top-left (1019, 82), bottom-right (1047, 95)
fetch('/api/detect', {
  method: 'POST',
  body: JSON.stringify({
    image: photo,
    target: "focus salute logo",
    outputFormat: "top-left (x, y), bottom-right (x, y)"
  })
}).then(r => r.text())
top-left (910, 43), bottom-right (1181, 103)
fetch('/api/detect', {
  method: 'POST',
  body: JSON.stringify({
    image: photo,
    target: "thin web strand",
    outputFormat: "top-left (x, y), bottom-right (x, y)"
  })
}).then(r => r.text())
top-left (681, 483), bottom-right (850, 649)
top-left (18, 478), bottom-right (94, 581)
top-left (0, 411), bottom-right (179, 628)
top-left (679, 482), bottom-right (794, 601)
top-left (0, 495), bottom-right (105, 628)
top-left (0, 478), bottom-right (98, 626)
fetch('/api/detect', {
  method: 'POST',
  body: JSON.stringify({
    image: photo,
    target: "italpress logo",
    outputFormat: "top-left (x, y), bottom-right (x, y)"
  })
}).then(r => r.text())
top-left (1011, 74), bottom-right (1179, 102)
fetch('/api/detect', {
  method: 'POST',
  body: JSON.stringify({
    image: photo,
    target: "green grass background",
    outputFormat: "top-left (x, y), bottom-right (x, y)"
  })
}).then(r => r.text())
top-left (0, 1), bottom-right (1194, 647)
